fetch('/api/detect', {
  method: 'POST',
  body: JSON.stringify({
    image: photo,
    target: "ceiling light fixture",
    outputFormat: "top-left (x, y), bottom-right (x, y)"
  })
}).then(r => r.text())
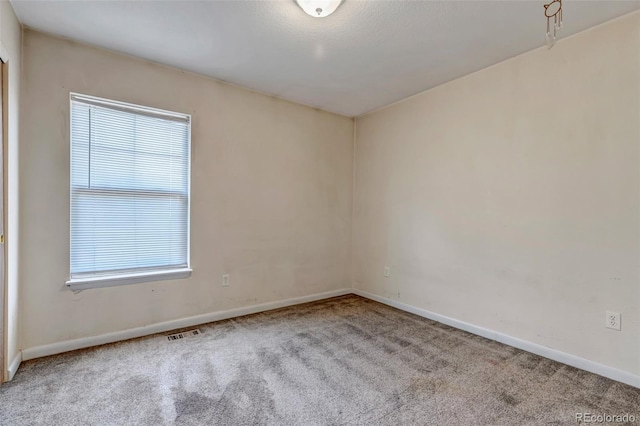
top-left (295, 0), bottom-right (343, 18)
top-left (543, 0), bottom-right (563, 48)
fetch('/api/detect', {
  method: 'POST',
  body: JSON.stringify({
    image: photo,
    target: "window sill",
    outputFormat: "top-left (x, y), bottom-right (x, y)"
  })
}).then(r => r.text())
top-left (66, 268), bottom-right (192, 291)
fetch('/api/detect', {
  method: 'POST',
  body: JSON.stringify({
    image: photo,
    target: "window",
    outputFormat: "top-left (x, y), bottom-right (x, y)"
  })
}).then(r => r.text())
top-left (67, 94), bottom-right (191, 290)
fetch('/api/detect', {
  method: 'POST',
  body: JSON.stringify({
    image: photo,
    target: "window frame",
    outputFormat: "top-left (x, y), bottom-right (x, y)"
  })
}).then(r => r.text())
top-left (66, 93), bottom-right (192, 291)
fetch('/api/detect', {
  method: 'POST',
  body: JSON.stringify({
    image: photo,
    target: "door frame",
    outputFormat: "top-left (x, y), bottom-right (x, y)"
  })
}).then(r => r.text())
top-left (0, 41), bottom-right (8, 382)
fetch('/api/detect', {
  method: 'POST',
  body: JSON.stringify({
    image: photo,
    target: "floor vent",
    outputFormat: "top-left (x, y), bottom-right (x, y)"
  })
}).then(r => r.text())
top-left (167, 329), bottom-right (201, 341)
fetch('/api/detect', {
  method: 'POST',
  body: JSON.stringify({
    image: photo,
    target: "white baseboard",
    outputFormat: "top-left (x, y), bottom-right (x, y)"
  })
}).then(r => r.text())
top-left (22, 288), bottom-right (352, 361)
top-left (7, 352), bottom-right (22, 381)
top-left (19, 287), bottom-right (640, 389)
top-left (353, 288), bottom-right (640, 389)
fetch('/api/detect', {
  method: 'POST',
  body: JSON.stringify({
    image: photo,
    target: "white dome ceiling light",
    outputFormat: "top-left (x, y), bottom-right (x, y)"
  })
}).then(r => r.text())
top-left (295, 0), bottom-right (343, 18)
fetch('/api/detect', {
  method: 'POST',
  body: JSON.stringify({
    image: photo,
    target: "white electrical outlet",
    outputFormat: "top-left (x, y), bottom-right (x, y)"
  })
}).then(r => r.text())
top-left (384, 266), bottom-right (390, 278)
top-left (605, 311), bottom-right (621, 331)
top-left (222, 274), bottom-right (230, 287)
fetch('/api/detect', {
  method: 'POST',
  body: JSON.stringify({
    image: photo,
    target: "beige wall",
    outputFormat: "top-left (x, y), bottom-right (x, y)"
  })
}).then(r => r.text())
top-left (353, 12), bottom-right (640, 376)
top-left (16, 11), bottom-right (640, 380)
top-left (0, 0), bottom-right (21, 380)
top-left (20, 30), bottom-right (353, 350)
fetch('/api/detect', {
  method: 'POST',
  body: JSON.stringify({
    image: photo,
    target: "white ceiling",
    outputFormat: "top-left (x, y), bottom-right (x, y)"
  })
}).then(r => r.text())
top-left (11, 0), bottom-right (640, 117)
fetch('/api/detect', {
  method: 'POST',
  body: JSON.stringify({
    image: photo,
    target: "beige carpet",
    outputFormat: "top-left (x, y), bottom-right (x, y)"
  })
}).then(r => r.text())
top-left (1, 295), bottom-right (638, 425)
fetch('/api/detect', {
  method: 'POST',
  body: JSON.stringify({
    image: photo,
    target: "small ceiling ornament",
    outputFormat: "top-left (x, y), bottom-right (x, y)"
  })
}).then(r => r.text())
top-left (544, 0), bottom-right (563, 48)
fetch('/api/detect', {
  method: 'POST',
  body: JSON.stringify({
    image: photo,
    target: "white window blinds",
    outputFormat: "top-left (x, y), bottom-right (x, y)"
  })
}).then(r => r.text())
top-left (69, 94), bottom-right (191, 287)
